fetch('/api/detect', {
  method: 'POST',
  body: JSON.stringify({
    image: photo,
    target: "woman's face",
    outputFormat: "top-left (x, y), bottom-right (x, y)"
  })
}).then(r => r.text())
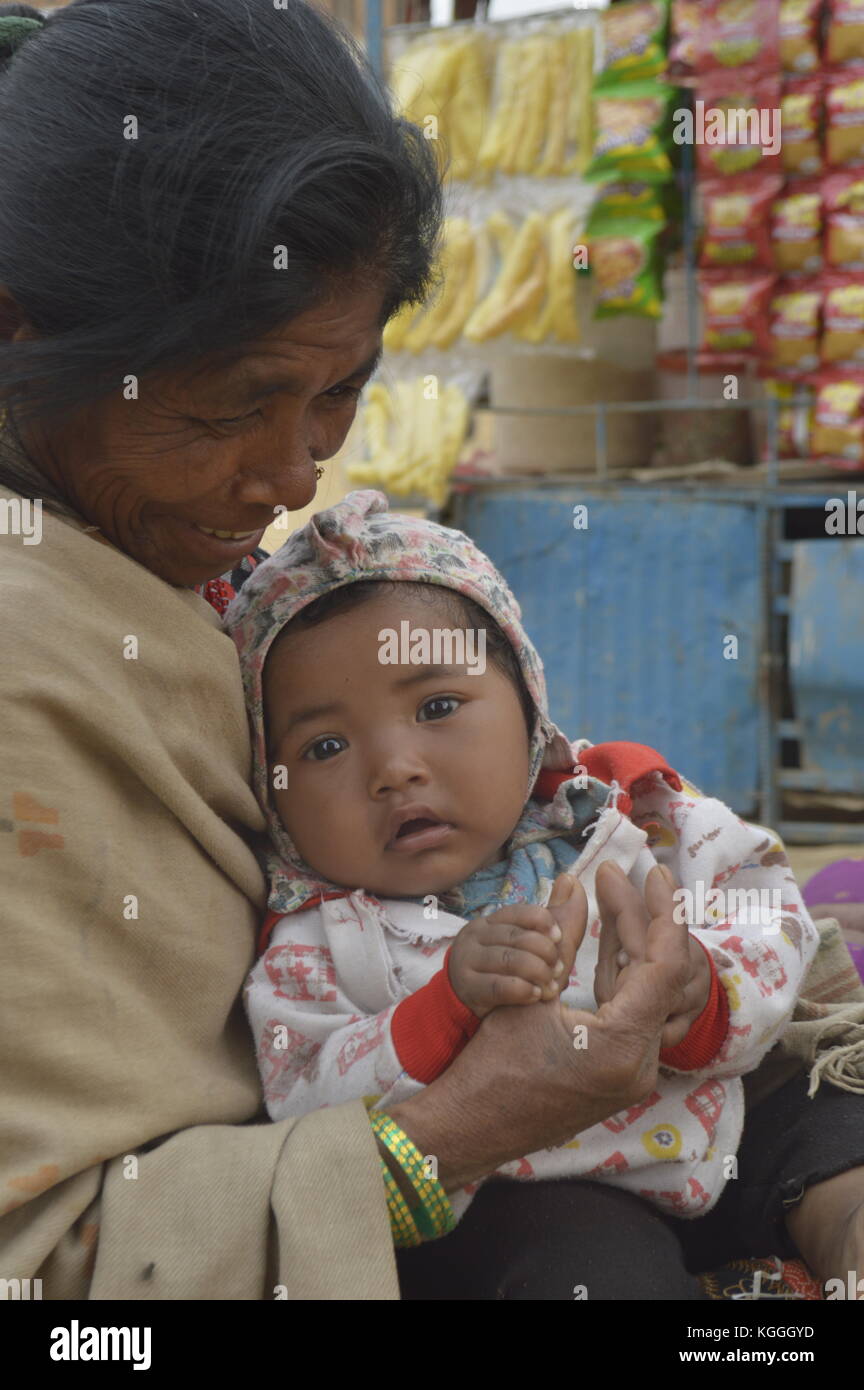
top-left (17, 283), bottom-right (386, 587)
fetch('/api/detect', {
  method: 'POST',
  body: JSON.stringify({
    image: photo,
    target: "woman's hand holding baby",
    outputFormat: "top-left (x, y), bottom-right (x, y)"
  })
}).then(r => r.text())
top-left (593, 861), bottom-right (712, 1050)
top-left (448, 900), bottom-right (572, 1018)
top-left (388, 869), bottom-right (693, 1192)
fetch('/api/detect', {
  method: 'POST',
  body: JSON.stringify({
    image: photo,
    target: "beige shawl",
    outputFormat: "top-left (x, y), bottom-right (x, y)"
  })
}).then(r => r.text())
top-left (0, 488), bottom-right (398, 1300)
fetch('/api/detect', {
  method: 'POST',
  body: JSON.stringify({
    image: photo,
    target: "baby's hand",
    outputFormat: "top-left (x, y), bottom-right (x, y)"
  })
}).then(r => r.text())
top-left (448, 901), bottom-right (568, 1019)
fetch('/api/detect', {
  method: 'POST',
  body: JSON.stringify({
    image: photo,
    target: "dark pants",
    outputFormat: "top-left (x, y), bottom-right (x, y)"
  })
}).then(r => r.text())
top-left (396, 1072), bottom-right (864, 1300)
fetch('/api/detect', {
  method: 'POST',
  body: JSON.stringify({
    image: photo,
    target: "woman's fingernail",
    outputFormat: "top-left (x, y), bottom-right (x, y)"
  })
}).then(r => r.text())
top-left (658, 864), bottom-right (676, 888)
top-left (548, 875), bottom-right (574, 905)
top-left (550, 923), bottom-right (562, 943)
top-left (532, 985), bottom-right (542, 998)
top-left (554, 959), bottom-right (564, 976)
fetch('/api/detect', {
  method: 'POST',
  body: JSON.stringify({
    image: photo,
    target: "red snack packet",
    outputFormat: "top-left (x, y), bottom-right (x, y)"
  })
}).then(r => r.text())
top-left (772, 179), bottom-right (824, 275)
top-left (780, 0), bottom-right (823, 75)
top-left (825, 70), bottom-right (864, 166)
top-left (767, 278), bottom-right (822, 375)
top-left (780, 76), bottom-right (824, 176)
top-left (695, 69), bottom-right (783, 177)
top-left (822, 273), bottom-right (864, 365)
top-left (825, 0), bottom-right (864, 67)
top-left (810, 370), bottom-right (864, 466)
top-left (695, 0), bottom-right (781, 75)
top-left (824, 168), bottom-right (864, 268)
top-left (699, 172), bottom-right (783, 268)
top-left (700, 270), bottom-right (777, 358)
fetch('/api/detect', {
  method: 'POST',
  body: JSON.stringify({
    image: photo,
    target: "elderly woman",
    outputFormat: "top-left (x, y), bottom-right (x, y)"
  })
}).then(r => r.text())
top-left (0, 0), bottom-right (861, 1303)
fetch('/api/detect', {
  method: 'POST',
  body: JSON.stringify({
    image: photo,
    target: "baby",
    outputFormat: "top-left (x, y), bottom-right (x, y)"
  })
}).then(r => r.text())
top-left (224, 489), bottom-right (819, 1223)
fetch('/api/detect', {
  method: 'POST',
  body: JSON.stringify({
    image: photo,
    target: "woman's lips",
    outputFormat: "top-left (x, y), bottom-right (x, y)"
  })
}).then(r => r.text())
top-left (386, 820), bottom-right (455, 854)
top-left (183, 520), bottom-right (267, 557)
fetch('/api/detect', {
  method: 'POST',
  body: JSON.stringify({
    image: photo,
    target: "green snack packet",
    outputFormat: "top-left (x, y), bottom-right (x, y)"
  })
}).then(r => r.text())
top-left (586, 179), bottom-right (667, 232)
top-left (594, 0), bottom-right (670, 90)
top-left (588, 218), bottom-right (665, 319)
top-left (586, 81), bottom-right (679, 184)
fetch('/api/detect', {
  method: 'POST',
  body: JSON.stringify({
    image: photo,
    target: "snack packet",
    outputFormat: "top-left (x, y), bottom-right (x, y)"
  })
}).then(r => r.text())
top-left (595, 0), bottom-right (670, 89)
top-left (825, 0), bottom-right (864, 67)
top-left (587, 82), bottom-right (678, 182)
top-left (810, 370), bottom-right (864, 465)
top-left (824, 169), bottom-right (864, 268)
top-left (780, 0), bottom-right (822, 74)
top-left (588, 219), bottom-right (665, 318)
top-left (768, 280), bottom-right (822, 374)
top-left (586, 179), bottom-right (667, 231)
top-left (699, 173), bottom-right (783, 268)
top-left (695, 0), bottom-right (781, 74)
top-left (772, 181), bottom-right (823, 274)
top-left (822, 275), bottom-right (864, 364)
top-left (700, 270), bottom-right (776, 356)
top-left (826, 71), bottom-right (864, 166)
top-left (668, 0), bottom-right (701, 80)
top-left (695, 70), bottom-right (783, 176)
top-left (780, 76), bottom-right (824, 176)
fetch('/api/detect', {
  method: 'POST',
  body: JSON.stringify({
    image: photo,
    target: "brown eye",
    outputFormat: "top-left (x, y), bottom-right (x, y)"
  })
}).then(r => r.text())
top-left (323, 385), bottom-right (362, 402)
top-left (303, 735), bottom-right (347, 762)
top-left (418, 696), bottom-right (460, 722)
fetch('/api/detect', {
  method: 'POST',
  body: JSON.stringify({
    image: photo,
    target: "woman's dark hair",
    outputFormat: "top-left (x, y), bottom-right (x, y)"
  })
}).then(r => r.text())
top-left (0, 0), bottom-right (444, 426)
top-left (284, 580), bottom-right (538, 738)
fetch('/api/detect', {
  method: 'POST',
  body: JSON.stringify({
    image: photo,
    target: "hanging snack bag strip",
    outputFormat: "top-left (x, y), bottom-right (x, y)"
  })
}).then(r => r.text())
top-left (668, 0), bottom-right (700, 80)
top-left (594, 0), bottom-right (670, 89)
top-left (695, 0), bottom-right (781, 74)
top-left (780, 0), bottom-right (823, 75)
top-left (825, 0), bottom-right (864, 67)
top-left (761, 378), bottom-right (813, 459)
top-left (824, 168), bottom-right (864, 269)
top-left (700, 270), bottom-right (777, 357)
top-left (780, 76), bottom-right (824, 177)
top-left (588, 219), bottom-right (665, 319)
top-left (772, 180), bottom-right (823, 275)
top-left (810, 371), bottom-right (864, 466)
top-left (699, 173), bottom-right (783, 268)
top-left (822, 275), bottom-right (864, 365)
top-left (695, 70), bottom-right (783, 177)
top-left (826, 70), bottom-right (864, 166)
top-left (768, 280), bottom-right (822, 375)
top-left (587, 82), bottom-right (678, 183)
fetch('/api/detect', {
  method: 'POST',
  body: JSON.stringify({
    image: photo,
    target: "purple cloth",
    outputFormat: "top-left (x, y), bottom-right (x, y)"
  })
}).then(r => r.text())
top-left (801, 859), bottom-right (864, 908)
top-left (802, 859), bottom-right (864, 982)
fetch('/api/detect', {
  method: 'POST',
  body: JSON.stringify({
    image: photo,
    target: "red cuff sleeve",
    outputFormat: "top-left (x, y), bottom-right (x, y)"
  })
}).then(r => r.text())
top-left (659, 938), bottom-right (730, 1072)
top-left (391, 947), bottom-right (481, 1084)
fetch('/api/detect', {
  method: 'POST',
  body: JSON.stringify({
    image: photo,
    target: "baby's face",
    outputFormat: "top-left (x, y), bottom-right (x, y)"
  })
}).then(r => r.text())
top-left (263, 587), bottom-right (532, 899)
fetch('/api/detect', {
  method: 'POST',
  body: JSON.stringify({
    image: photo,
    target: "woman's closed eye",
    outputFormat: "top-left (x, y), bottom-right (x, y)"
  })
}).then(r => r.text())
top-left (302, 734), bottom-right (347, 762)
top-left (418, 695), bottom-right (462, 722)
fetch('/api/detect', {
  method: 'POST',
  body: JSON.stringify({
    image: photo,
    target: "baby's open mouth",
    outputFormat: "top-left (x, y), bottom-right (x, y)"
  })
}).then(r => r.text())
top-left (386, 811), bottom-right (454, 854)
top-left (395, 817), bottom-right (441, 838)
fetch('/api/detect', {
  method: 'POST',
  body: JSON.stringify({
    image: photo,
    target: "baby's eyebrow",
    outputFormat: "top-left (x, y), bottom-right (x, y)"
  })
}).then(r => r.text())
top-left (391, 665), bottom-right (467, 686)
top-left (282, 702), bottom-right (343, 734)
